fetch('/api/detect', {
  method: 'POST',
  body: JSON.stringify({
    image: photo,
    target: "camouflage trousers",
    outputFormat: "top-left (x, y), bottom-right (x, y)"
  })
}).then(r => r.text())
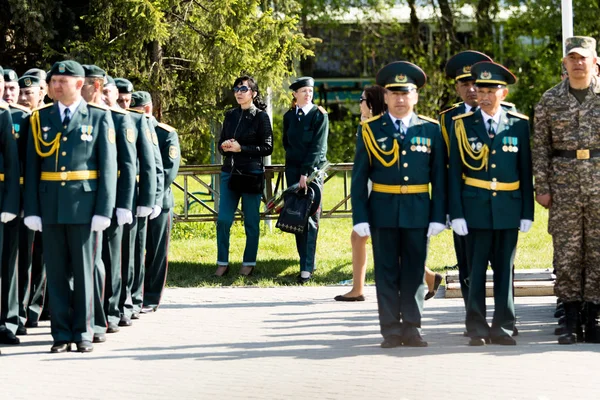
top-left (550, 192), bottom-right (600, 303)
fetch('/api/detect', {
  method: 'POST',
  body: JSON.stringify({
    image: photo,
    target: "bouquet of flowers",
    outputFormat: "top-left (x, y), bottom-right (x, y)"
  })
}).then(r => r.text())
top-left (264, 161), bottom-right (331, 214)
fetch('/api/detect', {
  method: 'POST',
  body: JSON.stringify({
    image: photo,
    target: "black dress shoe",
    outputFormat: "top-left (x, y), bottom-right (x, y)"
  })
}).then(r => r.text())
top-left (76, 340), bottom-right (94, 353)
top-left (25, 320), bottom-right (38, 328)
top-left (296, 275), bottom-right (311, 285)
top-left (16, 325), bottom-right (28, 335)
top-left (0, 330), bottom-right (20, 344)
top-left (403, 335), bottom-right (428, 347)
top-left (425, 273), bottom-right (443, 300)
top-left (512, 326), bottom-right (519, 336)
top-left (50, 341), bottom-right (71, 353)
top-left (491, 335), bottom-right (517, 345)
top-left (107, 323), bottom-right (120, 333)
top-left (554, 323), bottom-right (566, 335)
top-left (93, 334), bottom-right (106, 343)
top-left (118, 315), bottom-right (132, 327)
top-left (39, 311), bottom-right (51, 321)
top-left (334, 294), bottom-right (365, 302)
top-left (141, 305), bottom-right (155, 314)
top-left (380, 335), bottom-right (404, 348)
top-left (469, 336), bottom-right (487, 346)
top-left (131, 312), bottom-right (140, 320)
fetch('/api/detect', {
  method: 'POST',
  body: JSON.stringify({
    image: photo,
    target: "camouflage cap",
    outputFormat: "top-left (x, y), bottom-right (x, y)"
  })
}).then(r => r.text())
top-left (565, 36), bottom-right (597, 58)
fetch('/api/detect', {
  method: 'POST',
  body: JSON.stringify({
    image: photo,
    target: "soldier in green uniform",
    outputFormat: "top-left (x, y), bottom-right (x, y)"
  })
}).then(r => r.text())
top-left (351, 62), bottom-right (446, 348)
top-left (131, 91), bottom-right (180, 312)
top-left (283, 77), bottom-right (328, 284)
top-left (441, 51), bottom-right (493, 307)
top-left (0, 66), bottom-right (21, 346)
top-left (128, 91), bottom-right (164, 316)
top-left (24, 60), bottom-right (118, 353)
top-left (449, 61), bottom-right (534, 346)
top-left (3, 69), bottom-right (20, 104)
top-left (81, 65), bottom-right (137, 342)
top-left (114, 78), bottom-right (134, 110)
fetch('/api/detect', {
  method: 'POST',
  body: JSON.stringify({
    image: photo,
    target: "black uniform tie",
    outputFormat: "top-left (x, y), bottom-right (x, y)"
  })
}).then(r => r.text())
top-left (63, 108), bottom-right (71, 128)
top-left (487, 118), bottom-right (495, 139)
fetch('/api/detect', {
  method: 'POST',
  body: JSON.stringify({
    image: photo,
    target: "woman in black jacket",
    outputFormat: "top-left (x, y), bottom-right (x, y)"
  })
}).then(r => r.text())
top-left (215, 75), bottom-right (273, 277)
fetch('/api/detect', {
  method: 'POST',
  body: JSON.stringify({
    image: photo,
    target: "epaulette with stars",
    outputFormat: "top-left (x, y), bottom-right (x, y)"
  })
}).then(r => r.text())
top-left (452, 111), bottom-right (474, 121)
top-left (418, 115), bottom-right (440, 125)
top-left (507, 110), bottom-right (529, 120)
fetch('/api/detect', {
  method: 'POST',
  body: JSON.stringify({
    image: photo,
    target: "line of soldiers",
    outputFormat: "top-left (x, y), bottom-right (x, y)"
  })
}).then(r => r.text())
top-left (0, 60), bottom-right (180, 353)
top-left (351, 51), bottom-right (533, 347)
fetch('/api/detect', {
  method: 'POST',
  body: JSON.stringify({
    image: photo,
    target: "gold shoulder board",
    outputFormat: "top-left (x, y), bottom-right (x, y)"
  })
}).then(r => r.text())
top-left (452, 111), bottom-right (474, 121)
top-left (418, 115), bottom-right (440, 125)
top-left (10, 103), bottom-right (31, 113)
top-left (88, 102), bottom-right (109, 110)
top-left (439, 103), bottom-right (460, 115)
top-left (360, 114), bottom-right (382, 126)
top-left (157, 122), bottom-right (175, 132)
top-left (317, 105), bottom-right (327, 114)
top-left (111, 106), bottom-right (127, 115)
top-left (32, 102), bottom-right (53, 112)
top-left (507, 110), bottom-right (529, 120)
top-left (0, 103), bottom-right (8, 110)
top-left (127, 108), bottom-right (144, 114)
top-left (501, 100), bottom-right (515, 107)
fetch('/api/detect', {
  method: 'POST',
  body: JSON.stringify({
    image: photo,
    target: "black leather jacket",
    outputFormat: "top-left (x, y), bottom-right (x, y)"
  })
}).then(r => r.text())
top-left (218, 105), bottom-right (273, 173)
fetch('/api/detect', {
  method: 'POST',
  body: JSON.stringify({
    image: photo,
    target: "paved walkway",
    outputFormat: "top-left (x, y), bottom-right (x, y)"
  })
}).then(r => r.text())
top-left (1, 286), bottom-right (599, 400)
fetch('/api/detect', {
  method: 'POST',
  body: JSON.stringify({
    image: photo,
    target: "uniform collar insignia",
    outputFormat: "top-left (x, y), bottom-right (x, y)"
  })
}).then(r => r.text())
top-left (42, 126), bottom-right (51, 132)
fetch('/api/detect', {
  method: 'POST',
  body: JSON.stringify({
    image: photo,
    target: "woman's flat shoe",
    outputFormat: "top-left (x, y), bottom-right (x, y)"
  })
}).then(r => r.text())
top-left (334, 294), bottom-right (365, 302)
top-left (239, 266), bottom-right (254, 276)
top-left (425, 273), bottom-right (443, 300)
top-left (215, 265), bottom-right (229, 277)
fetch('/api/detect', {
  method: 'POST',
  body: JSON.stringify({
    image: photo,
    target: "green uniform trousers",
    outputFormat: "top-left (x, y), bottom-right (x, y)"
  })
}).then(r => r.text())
top-left (131, 215), bottom-right (148, 314)
top-left (98, 216), bottom-right (123, 328)
top-left (1, 218), bottom-right (19, 334)
top-left (453, 232), bottom-right (470, 306)
top-left (120, 216), bottom-right (144, 317)
top-left (16, 218), bottom-right (36, 327)
top-left (143, 209), bottom-right (172, 309)
top-left (43, 223), bottom-right (98, 342)
top-left (26, 232), bottom-right (46, 323)
top-left (465, 228), bottom-right (517, 339)
top-left (371, 227), bottom-right (426, 340)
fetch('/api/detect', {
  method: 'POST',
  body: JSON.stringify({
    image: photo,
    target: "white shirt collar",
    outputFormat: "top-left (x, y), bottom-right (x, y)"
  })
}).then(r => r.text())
top-left (58, 98), bottom-right (82, 122)
top-left (480, 108), bottom-right (501, 129)
top-left (388, 112), bottom-right (412, 130)
top-left (297, 103), bottom-right (313, 115)
top-left (464, 103), bottom-right (473, 113)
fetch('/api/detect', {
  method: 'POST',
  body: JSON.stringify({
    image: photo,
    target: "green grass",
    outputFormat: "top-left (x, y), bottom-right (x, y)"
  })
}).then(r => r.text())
top-left (167, 174), bottom-right (553, 287)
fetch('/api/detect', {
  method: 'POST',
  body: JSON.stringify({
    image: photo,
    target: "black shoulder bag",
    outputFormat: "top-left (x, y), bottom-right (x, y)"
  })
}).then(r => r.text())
top-left (227, 110), bottom-right (265, 194)
top-left (276, 188), bottom-right (315, 234)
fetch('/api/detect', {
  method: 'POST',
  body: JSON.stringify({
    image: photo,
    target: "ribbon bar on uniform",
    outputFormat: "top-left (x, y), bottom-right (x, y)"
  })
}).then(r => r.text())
top-left (40, 170), bottom-right (99, 181)
top-left (372, 182), bottom-right (429, 194)
top-left (464, 177), bottom-right (519, 191)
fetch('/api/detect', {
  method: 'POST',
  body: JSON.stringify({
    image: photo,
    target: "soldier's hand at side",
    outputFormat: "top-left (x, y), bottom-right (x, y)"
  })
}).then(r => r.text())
top-left (353, 222), bottom-right (371, 237)
top-left (451, 218), bottom-right (469, 236)
top-left (136, 206), bottom-right (153, 218)
top-left (1, 212), bottom-right (17, 223)
top-left (519, 219), bottom-right (533, 233)
top-left (536, 193), bottom-right (552, 209)
top-left (24, 216), bottom-right (43, 232)
top-left (298, 175), bottom-right (308, 190)
top-left (427, 222), bottom-right (446, 237)
top-left (149, 205), bottom-right (162, 220)
top-left (116, 208), bottom-right (133, 226)
top-left (91, 215), bottom-right (111, 232)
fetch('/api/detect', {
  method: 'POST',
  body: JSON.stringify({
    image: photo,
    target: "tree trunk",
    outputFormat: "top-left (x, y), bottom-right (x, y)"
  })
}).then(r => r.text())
top-left (150, 39), bottom-right (163, 121)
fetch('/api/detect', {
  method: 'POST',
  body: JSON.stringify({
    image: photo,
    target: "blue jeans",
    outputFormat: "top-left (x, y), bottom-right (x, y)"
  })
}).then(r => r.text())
top-left (216, 171), bottom-right (262, 266)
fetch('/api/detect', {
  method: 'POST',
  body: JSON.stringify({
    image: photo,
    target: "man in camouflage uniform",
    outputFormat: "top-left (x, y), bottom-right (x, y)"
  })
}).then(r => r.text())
top-left (533, 36), bottom-right (600, 345)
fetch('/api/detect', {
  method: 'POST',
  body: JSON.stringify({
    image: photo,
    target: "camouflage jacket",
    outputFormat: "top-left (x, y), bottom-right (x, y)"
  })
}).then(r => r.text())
top-left (532, 76), bottom-right (600, 195)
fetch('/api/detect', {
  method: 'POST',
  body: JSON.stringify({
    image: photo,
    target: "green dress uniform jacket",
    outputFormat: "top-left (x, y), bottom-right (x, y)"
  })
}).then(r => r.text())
top-left (24, 100), bottom-right (117, 343)
top-left (448, 107), bottom-right (533, 339)
top-left (144, 120), bottom-right (180, 309)
top-left (351, 112), bottom-right (446, 340)
top-left (0, 104), bottom-right (21, 337)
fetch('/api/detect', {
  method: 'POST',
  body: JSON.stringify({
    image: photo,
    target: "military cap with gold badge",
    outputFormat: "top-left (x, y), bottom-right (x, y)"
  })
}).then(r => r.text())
top-left (445, 50), bottom-right (492, 81)
top-left (50, 60), bottom-right (85, 77)
top-left (114, 78), bottom-right (134, 94)
top-left (376, 61), bottom-right (426, 91)
top-left (18, 75), bottom-right (41, 89)
top-left (470, 61), bottom-right (516, 87)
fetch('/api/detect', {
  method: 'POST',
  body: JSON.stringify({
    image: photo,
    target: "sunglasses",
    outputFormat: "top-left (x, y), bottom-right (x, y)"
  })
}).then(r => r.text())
top-left (233, 86), bottom-right (250, 93)
top-left (359, 97), bottom-right (367, 104)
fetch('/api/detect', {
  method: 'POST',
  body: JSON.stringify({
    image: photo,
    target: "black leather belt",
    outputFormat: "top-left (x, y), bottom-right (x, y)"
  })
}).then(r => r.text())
top-left (553, 149), bottom-right (600, 160)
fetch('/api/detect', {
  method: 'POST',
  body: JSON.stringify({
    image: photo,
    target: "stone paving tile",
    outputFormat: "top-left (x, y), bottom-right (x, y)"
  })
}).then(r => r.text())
top-left (1, 286), bottom-right (599, 400)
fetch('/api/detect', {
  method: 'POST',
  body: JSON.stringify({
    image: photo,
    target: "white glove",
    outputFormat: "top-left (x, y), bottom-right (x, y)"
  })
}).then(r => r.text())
top-left (451, 218), bottom-right (469, 236)
top-left (519, 219), bottom-right (533, 233)
top-left (136, 206), bottom-right (153, 218)
top-left (91, 215), bottom-right (112, 232)
top-left (1, 212), bottom-right (17, 223)
top-left (353, 222), bottom-right (371, 237)
top-left (427, 222), bottom-right (446, 237)
top-left (116, 208), bottom-right (133, 226)
top-left (24, 216), bottom-right (42, 232)
top-left (149, 205), bottom-right (162, 220)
